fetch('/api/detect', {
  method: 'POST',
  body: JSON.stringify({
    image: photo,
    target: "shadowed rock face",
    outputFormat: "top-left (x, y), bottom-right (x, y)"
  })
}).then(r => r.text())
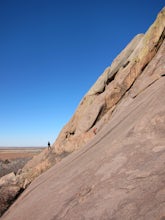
top-left (1, 7), bottom-right (165, 220)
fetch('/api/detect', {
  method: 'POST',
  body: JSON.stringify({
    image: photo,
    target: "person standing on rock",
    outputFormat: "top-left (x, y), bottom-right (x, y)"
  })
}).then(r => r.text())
top-left (48, 141), bottom-right (51, 150)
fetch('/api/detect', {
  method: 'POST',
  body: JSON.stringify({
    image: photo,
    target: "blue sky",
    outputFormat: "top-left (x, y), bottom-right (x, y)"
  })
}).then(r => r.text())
top-left (0, 0), bottom-right (164, 147)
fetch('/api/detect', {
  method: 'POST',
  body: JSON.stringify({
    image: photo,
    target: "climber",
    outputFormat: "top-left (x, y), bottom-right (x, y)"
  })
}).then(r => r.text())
top-left (48, 141), bottom-right (51, 150)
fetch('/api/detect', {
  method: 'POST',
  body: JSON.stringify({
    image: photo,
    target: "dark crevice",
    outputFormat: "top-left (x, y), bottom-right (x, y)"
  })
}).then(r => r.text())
top-left (122, 60), bottom-right (130, 68)
top-left (154, 27), bottom-right (165, 52)
top-left (65, 130), bottom-right (75, 138)
top-left (95, 71), bottom-right (118, 96)
top-left (12, 187), bottom-right (25, 201)
top-left (141, 62), bottom-right (148, 72)
top-left (106, 71), bottom-right (118, 86)
top-left (95, 87), bottom-right (105, 95)
top-left (69, 131), bottom-right (75, 135)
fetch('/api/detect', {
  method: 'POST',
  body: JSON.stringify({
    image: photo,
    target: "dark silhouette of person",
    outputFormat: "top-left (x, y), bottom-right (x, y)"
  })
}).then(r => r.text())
top-left (48, 141), bottom-right (51, 150)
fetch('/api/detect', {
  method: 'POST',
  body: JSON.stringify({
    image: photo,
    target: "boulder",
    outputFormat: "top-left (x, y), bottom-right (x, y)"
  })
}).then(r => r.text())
top-left (0, 173), bottom-right (21, 216)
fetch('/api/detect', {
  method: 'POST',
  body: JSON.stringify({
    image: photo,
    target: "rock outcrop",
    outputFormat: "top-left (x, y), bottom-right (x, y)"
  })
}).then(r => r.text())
top-left (0, 173), bottom-right (22, 216)
top-left (52, 6), bottom-right (164, 155)
top-left (0, 7), bottom-right (165, 219)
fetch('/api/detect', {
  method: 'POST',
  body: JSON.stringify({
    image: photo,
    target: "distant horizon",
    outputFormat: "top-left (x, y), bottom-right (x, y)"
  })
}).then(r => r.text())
top-left (0, 1), bottom-right (164, 147)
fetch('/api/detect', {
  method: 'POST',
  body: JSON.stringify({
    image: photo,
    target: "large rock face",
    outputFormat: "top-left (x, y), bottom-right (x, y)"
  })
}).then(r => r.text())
top-left (1, 7), bottom-right (165, 220)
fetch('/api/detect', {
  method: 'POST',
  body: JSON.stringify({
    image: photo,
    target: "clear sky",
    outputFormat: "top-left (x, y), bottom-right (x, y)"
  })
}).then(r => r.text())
top-left (0, 0), bottom-right (164, 147)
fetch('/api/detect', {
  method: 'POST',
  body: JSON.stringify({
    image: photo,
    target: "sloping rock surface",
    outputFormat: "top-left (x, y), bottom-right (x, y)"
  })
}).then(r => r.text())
top-left (1, 7), bottom-right (165, 220)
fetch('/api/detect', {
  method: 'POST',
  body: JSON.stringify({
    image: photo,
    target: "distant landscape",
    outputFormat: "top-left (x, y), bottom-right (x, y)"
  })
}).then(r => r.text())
top-left (0, 147), bottom-right (44, 178)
